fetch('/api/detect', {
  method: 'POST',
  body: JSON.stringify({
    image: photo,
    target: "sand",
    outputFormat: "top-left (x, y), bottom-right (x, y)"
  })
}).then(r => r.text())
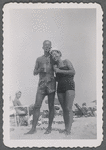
top-left (10, 116), bottom-right (97, 139)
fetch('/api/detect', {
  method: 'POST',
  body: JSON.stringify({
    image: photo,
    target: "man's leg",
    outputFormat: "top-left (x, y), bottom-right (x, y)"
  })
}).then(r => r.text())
top-left (26, 92), bottom-right (45, 134)
top-left (44, 92), bottom-right (55, 134)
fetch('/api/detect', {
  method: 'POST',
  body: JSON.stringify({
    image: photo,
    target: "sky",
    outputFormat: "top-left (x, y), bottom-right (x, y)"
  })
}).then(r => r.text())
top-left (4, 8), bottom-right (96, 110)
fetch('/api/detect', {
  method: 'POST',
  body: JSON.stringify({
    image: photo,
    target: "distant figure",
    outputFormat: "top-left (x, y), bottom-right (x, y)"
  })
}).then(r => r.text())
top-left (26, 40), bottom-right (56, 134)
top-left (82, 103), bottom-right (88, 116)
top-left (9, 96), bottom-right (15, 116)
top-left (13, 91), bottom-right (34, 116)
top-left (51, 50), bottom-right (75, 135)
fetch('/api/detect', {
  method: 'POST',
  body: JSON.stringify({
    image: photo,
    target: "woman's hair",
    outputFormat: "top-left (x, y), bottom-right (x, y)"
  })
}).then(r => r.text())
top-left (51, 50), bottom-right (62, 57)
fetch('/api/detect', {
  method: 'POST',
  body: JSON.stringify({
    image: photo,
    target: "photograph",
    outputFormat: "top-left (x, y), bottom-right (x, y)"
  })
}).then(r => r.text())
top-left (3, 3), bottom-right (103, 148)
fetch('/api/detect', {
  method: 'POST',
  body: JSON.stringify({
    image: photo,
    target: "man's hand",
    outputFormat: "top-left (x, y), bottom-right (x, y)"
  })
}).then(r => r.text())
top-left (33, 68), bottom-right (45, 75)
top-left (39, 68), bottom-right (45, 73)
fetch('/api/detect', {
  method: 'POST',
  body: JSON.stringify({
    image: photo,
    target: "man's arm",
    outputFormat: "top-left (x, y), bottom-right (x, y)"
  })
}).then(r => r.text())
top-left (33, 58), bottom-right (40, 75)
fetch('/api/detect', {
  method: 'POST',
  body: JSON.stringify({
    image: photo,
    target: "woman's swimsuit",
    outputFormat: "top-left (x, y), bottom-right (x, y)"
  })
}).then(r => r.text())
top-left (56, 61), bottom-right (75, 93)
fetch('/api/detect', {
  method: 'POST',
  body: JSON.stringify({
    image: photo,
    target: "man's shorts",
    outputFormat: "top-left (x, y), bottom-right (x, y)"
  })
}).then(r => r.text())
top-left (37, 77), bottom-right (56, 95)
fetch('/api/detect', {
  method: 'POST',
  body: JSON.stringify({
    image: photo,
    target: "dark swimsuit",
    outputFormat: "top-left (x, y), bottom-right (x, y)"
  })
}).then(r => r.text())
top-left (56, 63), bottom-right (75, 93)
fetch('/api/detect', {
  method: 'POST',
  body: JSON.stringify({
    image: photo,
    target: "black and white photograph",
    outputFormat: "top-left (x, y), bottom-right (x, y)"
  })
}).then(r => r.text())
top-left (3, 3), bottom-right (103, 148)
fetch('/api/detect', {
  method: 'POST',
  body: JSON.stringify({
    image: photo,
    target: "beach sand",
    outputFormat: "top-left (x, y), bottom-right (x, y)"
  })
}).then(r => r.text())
top-left (10, 116), bottom-right (97, 139)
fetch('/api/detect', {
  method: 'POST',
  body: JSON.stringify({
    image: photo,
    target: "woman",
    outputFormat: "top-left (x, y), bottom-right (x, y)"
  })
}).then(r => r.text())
top-left (51, 50), bottom-right (75, 135)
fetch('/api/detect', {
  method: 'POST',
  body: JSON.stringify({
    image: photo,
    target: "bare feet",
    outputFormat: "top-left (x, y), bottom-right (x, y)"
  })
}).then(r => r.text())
top-left (44, 127), bottom-right (52, 134)
top-left (64, 131), bottom-right (71, 136)
top-left (59, 129), bottom-right (71, 135)
top-left (59, 129), bottom-right (66, 133)
top-left (25, 128), bottom-right (36, 134)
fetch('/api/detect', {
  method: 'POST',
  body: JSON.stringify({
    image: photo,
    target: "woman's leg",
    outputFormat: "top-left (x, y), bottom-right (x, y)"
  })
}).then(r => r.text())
top-left (64, 90), bottom-right (75, 134)
top-left (57, 93), bottom-right (67, 130)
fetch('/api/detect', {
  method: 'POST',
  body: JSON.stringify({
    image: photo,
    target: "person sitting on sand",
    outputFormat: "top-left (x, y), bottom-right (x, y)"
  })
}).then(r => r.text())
top-left (51, 50), bottom-right (75, 135)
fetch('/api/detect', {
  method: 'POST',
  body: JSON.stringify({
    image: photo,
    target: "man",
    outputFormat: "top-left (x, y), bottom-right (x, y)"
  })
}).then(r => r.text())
top-left (26, 40), bottom-right (56, 134)
top-left (13, 91), bottom-right (34, 116)
top-left (13, 91), bottom-right (34, 126)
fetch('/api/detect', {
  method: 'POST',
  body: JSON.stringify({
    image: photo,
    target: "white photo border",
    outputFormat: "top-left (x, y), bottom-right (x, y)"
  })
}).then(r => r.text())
top-left (3, 2), bottom-right (103, 148)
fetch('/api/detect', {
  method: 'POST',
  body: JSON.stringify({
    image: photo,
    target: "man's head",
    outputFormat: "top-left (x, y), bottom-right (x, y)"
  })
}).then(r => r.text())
top-left (16, 91), bottom-right (21, 99)
top-left (42, 40), bottom-right (52, 53)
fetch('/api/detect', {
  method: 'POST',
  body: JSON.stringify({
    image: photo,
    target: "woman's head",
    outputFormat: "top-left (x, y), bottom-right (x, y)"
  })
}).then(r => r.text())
top-left (51, 50), bottom-right (62, 62)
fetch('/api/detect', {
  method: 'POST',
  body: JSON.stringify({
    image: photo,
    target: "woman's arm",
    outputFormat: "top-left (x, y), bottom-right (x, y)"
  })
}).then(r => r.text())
top-left (53, 65), bottom-right (58, 71)
top-left (54, 60), bottom-right (75, 75)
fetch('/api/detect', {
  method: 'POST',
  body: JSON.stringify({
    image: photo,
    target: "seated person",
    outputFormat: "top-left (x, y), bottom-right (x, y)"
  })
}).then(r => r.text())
top-left (13, 91), bottom-right (34, 116)
top-left (9, 96), bottom-right (16, 116)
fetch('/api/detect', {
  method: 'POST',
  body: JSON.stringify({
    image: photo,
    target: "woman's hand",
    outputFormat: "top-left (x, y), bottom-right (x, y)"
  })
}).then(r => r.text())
top-left (54, 68), bottom-right (60, 73)
top-left (53, 65), bottom-right (61, 73)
